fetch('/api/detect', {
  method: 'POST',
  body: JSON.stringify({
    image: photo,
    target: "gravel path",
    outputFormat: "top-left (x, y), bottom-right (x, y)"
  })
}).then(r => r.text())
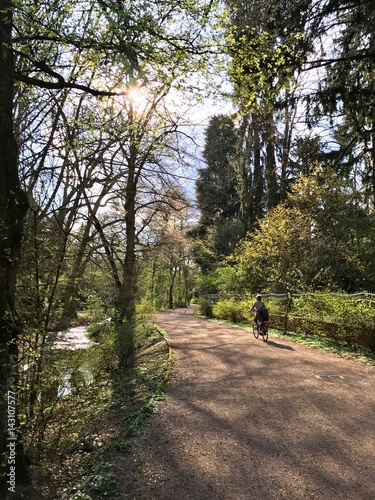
top-left (114, 307), bottom-right (375, 499)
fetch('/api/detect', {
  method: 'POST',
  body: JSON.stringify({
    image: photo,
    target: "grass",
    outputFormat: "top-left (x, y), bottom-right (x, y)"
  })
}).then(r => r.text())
top-left (272, 328), bottom-right (375, 365)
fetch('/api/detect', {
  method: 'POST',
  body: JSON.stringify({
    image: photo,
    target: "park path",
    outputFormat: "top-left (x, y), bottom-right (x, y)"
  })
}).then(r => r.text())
top-left (114, 307), bottom-right (375, 499)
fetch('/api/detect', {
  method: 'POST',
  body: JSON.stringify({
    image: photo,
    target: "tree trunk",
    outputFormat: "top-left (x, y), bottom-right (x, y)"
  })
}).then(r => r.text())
top-left (150, 261), bottom-right (156, 306)
top-left (120, 157), bottom-right (137, 322)
top-left (168, 266), bottom-right (178, 309)
top-left (252, 113), bottom-right (263, 224)
top-left (61, 221), bottom-right (93, 328)
top-left (371, 121), bottom-right (375, 208)
top-left (280, 106), bottom-right (293, 202)
top-left (115, 148), bottom-right (138, 366)
top-left (234, 116), bottom-right (252, 234)
top-left (0, 0), bottom-right (29, 490)
top-left (265, 116), bottom-right (278, 211)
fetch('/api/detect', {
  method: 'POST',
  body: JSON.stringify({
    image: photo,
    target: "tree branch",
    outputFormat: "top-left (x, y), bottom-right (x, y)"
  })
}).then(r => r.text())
top-left (15, 71), bottom-right (125, 97)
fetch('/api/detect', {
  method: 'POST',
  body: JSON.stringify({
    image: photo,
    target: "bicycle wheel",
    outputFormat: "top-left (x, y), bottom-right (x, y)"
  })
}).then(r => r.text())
top-left (260, 324), bottom-right (268, 342)
top-left (253, 321), bottom-right (259, 339)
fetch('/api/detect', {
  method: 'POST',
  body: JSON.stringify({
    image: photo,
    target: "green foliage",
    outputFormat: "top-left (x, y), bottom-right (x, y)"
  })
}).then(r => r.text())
top-left (193, 264), bottom-right (247, 297)
top-left (234, 204), bottom-right (314, 293)
top-left (87, 322), bottom-right (118, 374)
top-left (227, 24), bottom-right (304, 110)
top-left (314, 1), bottom-right (375, 204)
top-left (136, 298), bottom-right (157, 317)
top-left (356, 214), bottom-right (375, 290)
top-left (268, 292), bottom-right (375, 348)
top-left (212, 299), bottom-right (250, 323)
top-left (273, 327), bottom-right (375, 365)
top-left (125, 390), bottom-right (165, 437)
top-left (213, 265), bottom-right (246, 294)
top-left (114, 318), bottom-right (158, 367)
top-left (195, 297), bottom-right (254, 324)
top-left (23, 348), bottom-right (114, 463)
top-left (89, 473), bottom-right (118, 496)
top-left (21, 310), bottom-right (170, 496)
top-left (289, 166), bottom-right (364, 243)
top-left (230, 168), bottom-right (367, 294)
top-left (293, 293), bottom-right (375, 324)
top-left (195, 271), bottom-right (219, 295)
top-left (69, 492), bottom-right (93, 500)
top-left (195, 299), bottom-right (214, 318)
top-left (197, 115), bottom-right (239, 221)
top-left (192, 114), bottom-right (244, 273)
top-left (204, 292), bottom-right (375, 350)
top-left (79, 290), bottom-right (108, 322)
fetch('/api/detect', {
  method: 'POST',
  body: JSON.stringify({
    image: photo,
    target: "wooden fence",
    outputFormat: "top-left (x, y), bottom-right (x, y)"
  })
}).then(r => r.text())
top-left (194, 292), bottom-right (375, 350)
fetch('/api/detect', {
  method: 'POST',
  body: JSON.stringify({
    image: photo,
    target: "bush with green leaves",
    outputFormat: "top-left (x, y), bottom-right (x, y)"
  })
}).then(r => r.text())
top-left (88, 322), bottom-right (118, 374)
top-left (212, 299), bottom-right (251, 323)
top-left (136, 298), bottom-right (157, 317)
top-left (292, 293), bottom-right (375, 322)
top-left (195, 298), bottom-right (214, 318)
top-left (279, 293), bottom-right (375, 347)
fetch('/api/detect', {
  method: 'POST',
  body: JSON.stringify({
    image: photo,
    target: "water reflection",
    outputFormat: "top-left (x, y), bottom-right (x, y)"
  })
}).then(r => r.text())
top-left (49, 325), bottom-right (95, 350)
top-left (47, 325), bottom-right (96, 397)
top-left (58, 359), bottom-right (94, 397)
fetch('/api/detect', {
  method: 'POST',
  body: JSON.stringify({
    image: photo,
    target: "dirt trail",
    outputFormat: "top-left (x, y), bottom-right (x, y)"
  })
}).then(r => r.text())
top-left (114, 307), bottom-right (375, 499)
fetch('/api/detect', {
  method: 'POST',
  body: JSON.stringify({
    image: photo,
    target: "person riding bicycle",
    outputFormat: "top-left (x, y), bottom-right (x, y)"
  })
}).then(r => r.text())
top-left (250, 294), bottom-right (268, 324)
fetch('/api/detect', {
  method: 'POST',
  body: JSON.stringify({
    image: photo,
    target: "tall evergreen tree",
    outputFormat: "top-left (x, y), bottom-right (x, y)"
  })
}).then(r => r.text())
top-left (197, 115), bottom-right (240, 224)
top-left (314, 0), bottom-right (375, 206)
top-left (224, 0), bottom-right (310, 222)
top-left (193, 115), bottom-right (243, 272)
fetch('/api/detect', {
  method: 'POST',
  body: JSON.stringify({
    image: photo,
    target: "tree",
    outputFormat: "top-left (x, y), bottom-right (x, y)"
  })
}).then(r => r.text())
top-left (193, 115), bottom-right (244, 272)
top-left (0, 0), bottom-right (29, 488)
top-left (232, 167), bottom-right (366, 294)
top-left (224, 0), bottom-right (309, 221)
top-left (197, 115), bottom-right (240, 224)
top-left (261, 0), bottom-right (375, 209)
top-left (136, 185), bottom-right (196, 310)
top-left (314, 0), bottom-right (375, 207)
top-left (1, 0), bottom-right (219, 486)
top-left (233, 205), bottom-right (316, 294)
top-left (230, 113), bottom-right (266, 230)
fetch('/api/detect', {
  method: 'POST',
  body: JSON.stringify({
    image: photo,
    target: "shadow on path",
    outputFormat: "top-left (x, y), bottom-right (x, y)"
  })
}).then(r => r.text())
top-left (114, 307), bottom-right (375, 500)
top-left (266, 340), bottom-right (295, 350)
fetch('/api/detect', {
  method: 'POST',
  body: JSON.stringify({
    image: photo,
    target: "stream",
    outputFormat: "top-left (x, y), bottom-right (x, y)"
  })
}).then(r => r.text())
top-left (50, 325), bottom-right (94, 350)
top-left (46, 325), bottom-right (97, 398)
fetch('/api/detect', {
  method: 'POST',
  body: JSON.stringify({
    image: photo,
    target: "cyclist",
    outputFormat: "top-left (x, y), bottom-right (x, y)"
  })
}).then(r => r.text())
top-left (250, 294), bottom-right (268, 325)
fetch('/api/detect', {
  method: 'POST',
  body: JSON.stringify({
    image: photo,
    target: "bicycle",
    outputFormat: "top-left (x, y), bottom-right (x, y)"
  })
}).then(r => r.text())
top-left (253, 319), bottom-right (269, 342)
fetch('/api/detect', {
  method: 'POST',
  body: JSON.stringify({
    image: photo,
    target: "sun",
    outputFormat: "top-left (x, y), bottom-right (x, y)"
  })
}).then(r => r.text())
top-left (128, 87), bottom-right (148, 111)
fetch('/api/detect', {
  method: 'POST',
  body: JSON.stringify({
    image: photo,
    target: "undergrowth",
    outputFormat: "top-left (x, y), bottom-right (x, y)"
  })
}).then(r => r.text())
top-left (271, 328), bottom-right (375, 365)
top-left (27, 320), bottom-right (171, 499)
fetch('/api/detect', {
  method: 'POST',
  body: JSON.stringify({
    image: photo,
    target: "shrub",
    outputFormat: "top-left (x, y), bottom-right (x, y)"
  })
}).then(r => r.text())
top-left (136, 298), bottom-right (157, 317)
top-left (87, 319), bottom-right (113, 341)
top-left (283, 292), bottom-right (375, 347)
top-left (195, 299), bottom-right (213, 318)
top-left (212, 299), bottom-right (250, 323)
top-left (292, 293), bottom-right (375, 324)
top-left (88, 322), bottom-right (118, 373)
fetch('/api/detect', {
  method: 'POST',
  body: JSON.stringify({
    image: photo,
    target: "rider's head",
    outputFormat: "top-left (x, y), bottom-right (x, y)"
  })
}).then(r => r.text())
top-left (256, 294), bottom-right (262, 300)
